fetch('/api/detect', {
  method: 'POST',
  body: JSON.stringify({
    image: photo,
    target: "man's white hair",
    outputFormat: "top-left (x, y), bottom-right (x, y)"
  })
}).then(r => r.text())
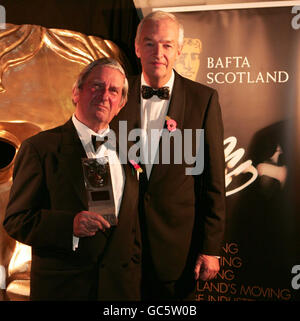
top-left (135, 11), bottom-right (184, 48)
top-left (72, 57), bottom-right (128, 106)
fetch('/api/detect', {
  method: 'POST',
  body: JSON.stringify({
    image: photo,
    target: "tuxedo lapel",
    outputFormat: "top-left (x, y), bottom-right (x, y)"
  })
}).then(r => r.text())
top-left (118, 164), bottom-right (138, 221)
top-left (113, 125), bottom-right (139, 220)
top-left (59, 119), bottom-right (88, 208)
top-left (147, 71), bottom-right (186, 185)
top-left (164, 71), bottom-right (186, 132)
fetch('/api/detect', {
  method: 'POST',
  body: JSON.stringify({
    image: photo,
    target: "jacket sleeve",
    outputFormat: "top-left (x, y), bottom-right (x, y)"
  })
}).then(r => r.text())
top-left (3, 139), bottom-right (76, 252)
top-left (200, 89), bottom-right (226, 255)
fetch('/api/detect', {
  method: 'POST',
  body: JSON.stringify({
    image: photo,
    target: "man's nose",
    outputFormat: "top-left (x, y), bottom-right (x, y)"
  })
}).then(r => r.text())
top-left (153, 44), bottom-right (163, 58)
top-left (96, 87), bottom-right (109, 101)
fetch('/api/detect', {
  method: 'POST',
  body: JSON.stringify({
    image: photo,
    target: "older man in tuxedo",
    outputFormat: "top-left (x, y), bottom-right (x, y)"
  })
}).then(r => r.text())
top-left (3, 58), bottom-right (141, 301)
top-left (112, 11), bottom-right (226, 300)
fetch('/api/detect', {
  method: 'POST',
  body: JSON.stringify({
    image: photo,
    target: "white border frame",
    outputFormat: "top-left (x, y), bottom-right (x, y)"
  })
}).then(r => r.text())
top-left (153, 1), bottom-right (300, 12)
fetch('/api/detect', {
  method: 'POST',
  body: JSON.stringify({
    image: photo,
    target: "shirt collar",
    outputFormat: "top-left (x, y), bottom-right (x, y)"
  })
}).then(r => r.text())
top-left (72, 114), bottom-right (110, 143)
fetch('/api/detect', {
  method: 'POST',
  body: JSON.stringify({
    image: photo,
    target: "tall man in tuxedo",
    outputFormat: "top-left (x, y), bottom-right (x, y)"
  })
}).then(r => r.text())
top-left (112, 11), bottom-right (226, 300)
top-left (3, 58), bottom-right (141, 301)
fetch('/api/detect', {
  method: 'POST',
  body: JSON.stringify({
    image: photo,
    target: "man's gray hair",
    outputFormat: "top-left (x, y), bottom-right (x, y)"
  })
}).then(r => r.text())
top-left (135, 11), bottom-right (184, 48)
top-left (72, 57), bottom-right (129, 105)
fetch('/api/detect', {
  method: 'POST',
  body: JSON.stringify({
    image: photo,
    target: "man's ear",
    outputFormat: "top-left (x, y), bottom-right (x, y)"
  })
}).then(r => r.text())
top-left (135, 41), bottom-right (141, 59)
top-left (72, 86), bottom-right (80, 105)
top-left (176, 44), bottom-right (183, 60)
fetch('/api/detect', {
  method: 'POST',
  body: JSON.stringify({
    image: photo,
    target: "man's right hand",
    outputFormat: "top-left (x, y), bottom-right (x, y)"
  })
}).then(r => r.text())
top-left (73, 211), bottom-right (110, 237)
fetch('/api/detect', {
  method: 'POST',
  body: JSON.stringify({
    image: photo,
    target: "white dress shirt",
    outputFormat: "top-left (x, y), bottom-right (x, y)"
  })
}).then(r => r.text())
top-left (71, 114), bottom-right (125, 250)
top-left (140, 70), bottom-right (175, 178)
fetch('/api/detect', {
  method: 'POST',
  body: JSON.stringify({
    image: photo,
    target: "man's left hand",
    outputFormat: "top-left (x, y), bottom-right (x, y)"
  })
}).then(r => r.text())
top-left (194, 254), bottom-right (220, 281)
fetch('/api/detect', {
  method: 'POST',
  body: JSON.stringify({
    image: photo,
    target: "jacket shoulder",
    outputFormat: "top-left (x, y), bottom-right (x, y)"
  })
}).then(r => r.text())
top-left (21, 120), bottom-right (71, 150)
top-left (176, 72), bottom-right (217, 96)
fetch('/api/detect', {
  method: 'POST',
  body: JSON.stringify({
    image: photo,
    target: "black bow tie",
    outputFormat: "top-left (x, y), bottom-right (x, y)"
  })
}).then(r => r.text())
top-left (91, 135), bottom-right (108, 152)
top-left (141, 85), bottom-right (170, 100)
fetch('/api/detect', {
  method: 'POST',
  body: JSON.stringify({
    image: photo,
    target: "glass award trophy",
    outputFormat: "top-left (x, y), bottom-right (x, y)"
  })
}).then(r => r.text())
top-left (81, 156), bottom-right (117, 226)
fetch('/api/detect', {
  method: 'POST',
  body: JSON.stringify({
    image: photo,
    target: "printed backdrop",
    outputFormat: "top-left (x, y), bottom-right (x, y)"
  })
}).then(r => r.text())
top-left (171, 4), bottom-right (300, 301)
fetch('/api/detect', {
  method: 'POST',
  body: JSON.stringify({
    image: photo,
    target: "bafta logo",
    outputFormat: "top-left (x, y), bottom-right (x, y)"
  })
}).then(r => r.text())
top-left (175, 38), bottom-right (202, 81)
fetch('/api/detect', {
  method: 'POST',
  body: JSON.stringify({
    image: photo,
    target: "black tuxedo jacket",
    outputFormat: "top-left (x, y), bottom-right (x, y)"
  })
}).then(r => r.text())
top-left (4, 119), bottom-right (141, 300)
top-left (111, 71), bottom-right (226, 283)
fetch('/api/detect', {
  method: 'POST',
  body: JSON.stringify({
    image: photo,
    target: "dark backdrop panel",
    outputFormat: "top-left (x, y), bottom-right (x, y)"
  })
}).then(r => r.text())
top-left (0, 0), bottom-right (141, 74)
top-left (173, 5), bottom-right (300, 301)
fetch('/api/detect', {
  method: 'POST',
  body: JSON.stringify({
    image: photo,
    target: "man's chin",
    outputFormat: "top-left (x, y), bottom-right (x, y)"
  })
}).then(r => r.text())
top-left (146, 70), bottom-right (171, 84)
top-left (95, 111), bottom-right (109, 123)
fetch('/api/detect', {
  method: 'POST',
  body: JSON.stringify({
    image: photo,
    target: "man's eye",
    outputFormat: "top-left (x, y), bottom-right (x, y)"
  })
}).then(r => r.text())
top-left (91, 84), bottom-right (103, 91)
top-left (110, 88), bottom-right (119, 94)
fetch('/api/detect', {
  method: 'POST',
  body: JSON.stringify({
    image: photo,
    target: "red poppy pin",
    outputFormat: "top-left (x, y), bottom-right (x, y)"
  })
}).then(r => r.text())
top-left (129, 160), bottom-right (143, 173)
top-left (165, 116), bottom-right (177, 132)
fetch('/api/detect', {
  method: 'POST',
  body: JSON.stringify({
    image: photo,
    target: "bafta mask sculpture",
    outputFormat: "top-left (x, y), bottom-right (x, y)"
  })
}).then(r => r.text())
top-left (0, 23), bottom-right (127, 300)
top-left (175, 38), bottom-right (202, 81)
